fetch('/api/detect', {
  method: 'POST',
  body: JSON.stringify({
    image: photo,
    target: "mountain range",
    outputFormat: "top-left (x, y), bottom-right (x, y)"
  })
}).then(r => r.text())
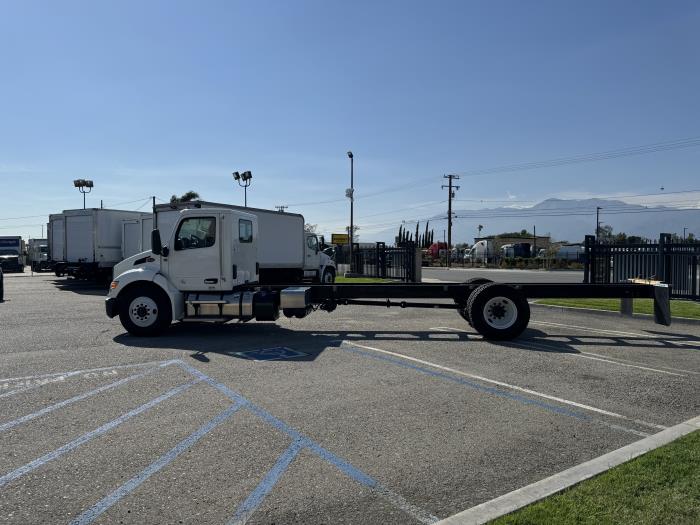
top-left (364, 198), bottom-right (700, 244)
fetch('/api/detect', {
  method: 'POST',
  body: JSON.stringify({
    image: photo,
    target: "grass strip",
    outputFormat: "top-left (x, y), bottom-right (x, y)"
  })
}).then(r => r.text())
top-left (535, 298), bottom-right (700, 320)
top-left (492, 430), bottom-right (700, 524)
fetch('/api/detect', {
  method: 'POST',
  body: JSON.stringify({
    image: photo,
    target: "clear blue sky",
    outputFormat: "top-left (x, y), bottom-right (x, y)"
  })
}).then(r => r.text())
top-left (1, 0), bottom-right (699, 240)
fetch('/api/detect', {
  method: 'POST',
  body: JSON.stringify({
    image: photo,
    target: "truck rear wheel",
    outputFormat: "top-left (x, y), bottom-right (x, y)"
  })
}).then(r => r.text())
top-left (118, 285), bottom-right (172, 337)
top-left (456, 278), bottom-right (493, 325)
top-left (467, 283), bottom-right (529, 340)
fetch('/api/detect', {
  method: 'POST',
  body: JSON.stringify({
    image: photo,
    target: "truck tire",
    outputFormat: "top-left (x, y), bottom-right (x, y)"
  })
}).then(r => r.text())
top-left (321, 268), bottom-right (336, 284)
top-left (467, 283), bottom-right (529, 340)
top-left (456, 278), bottom-right (493, 325)
top-left (118, 285), bottom-right (172, 337)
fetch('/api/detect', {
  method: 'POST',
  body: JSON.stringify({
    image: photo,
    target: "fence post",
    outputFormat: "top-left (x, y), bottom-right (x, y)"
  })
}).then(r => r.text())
top-left (583, 235), bottom-right (594, 283)
top-left (658, 233), bottom-right (670, 283)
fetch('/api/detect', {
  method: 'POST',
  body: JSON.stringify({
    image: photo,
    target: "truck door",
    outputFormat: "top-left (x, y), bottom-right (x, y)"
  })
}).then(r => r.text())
top-left (304, 234), bottom-right (321, 276)
top-left (166, 214), bottom-right (223, 291)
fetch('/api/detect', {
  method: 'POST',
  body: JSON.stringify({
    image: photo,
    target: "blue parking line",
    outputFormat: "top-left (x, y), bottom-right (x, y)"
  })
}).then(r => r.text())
top-left (0, 380), bottom-right (198, 489)
top-left (70, 402), bottom-right (242, 525)
top-left (177, 361), bottom-right (439, 524)
top-left (228, 438), bottom-right (305, 525)
top-left (0, 364), bottom-right (171, 433)
top-left (339, 344), bottom-right (588, 420)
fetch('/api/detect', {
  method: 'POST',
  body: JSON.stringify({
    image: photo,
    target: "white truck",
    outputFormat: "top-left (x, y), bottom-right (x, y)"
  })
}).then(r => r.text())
top-left (48, 208), bottom-right (151, 280)
top-left (133, 201), bottom-right (335, 284)
top-left (27, 238), bottom-right (49, 271)
top-left (105, 206), bottom-right (672, 340)
top-left (0, 236), bottom-right (25, 273)
top-left (465, 239), bottom-right (494, 263)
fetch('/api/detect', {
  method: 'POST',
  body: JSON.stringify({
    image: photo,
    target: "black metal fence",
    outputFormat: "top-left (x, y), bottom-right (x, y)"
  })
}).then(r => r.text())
top-left (583, 234), bottom-right (700, 300)
top-left (334, 242), bottom-right (416, 282)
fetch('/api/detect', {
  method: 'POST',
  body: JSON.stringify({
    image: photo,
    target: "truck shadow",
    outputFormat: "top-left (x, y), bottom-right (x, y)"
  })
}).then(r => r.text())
top-left (51, 279), bottom-right (109, 296)
top-left (113, 323), bottom-right (474, 362)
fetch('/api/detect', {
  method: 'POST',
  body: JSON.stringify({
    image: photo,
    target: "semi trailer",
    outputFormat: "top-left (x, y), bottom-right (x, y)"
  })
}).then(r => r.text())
top-left (48, 209), bottom-right (151, 280)
top-left (105, 206), bottom-right (671, 340)
top-left (134, 201), bottom-right (335, 284)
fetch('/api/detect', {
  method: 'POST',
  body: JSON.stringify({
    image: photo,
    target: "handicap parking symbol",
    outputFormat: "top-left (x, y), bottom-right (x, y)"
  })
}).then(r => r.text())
top-left (233, 347), bottom-right (309, 361)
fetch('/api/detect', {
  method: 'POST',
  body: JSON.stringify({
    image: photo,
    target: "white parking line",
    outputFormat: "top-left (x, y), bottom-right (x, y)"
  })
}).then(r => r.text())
top-left (506, 341), bottom-right (686, 377)
top-left (430, 327), bottom-right (692, 377)
top-left (342, 341), bottom-right (665, 431)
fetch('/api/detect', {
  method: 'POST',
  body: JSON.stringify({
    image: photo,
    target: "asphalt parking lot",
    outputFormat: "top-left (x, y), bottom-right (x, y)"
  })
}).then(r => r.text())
top-left (1, 271), bottom-right (699, 524)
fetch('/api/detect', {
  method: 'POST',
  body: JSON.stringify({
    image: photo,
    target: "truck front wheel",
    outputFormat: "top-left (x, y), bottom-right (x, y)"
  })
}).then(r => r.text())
top-left (118, 285), bottom-right (172, 337)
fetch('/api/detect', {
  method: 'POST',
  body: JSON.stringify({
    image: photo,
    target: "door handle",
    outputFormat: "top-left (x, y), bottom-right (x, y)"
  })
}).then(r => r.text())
top-left (204, 278), bottom-right (218, 284)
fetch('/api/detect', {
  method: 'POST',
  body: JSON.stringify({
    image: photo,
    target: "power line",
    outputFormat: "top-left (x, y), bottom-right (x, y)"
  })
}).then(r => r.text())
top-left (288, 137), bottom-right (700, 208)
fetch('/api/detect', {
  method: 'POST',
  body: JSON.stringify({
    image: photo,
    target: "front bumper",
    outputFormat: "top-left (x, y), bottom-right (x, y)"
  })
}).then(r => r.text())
top-left (105, 297), bottom-right (119, 318)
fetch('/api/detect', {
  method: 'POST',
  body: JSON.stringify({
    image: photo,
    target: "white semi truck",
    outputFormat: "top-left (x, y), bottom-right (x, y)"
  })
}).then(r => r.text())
top-left (0, 236), bottom-right (25, 273)
top-left (130, 201), bottom-right (335, 284)
top-left (48, 209), bottom-right (151, 280)
top-left (106, 206), bottom-right (671, 340)
top-left (27, 238), bottom-right (49, 272)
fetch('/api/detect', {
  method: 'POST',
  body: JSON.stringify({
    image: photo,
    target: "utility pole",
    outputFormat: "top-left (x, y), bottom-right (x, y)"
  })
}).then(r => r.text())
top-left (441, 174), bottom-right (460, 268)
top-left (533, 225), bottom-right (536, 256)
top-left (275, 205), bottom-right (288, 213)
top-left (596, 206), bottom-right (602, 240)
top-left (347, 151), bottom-right (354, 272)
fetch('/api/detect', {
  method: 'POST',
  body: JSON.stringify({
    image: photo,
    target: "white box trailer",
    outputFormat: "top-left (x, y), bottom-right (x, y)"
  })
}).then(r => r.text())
top-left (122, 215), bottom-right (154, 259)
top-left (49, 208), bottom-right (151, 279)
top-left (147, 201), bottom-right (335, 283)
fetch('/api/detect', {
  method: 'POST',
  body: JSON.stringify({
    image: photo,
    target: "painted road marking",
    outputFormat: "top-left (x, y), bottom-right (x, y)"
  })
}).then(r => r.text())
top-left (0, 360), bottom-right (178, 400)
top-left (229, 438), bottom-right (305, 525)
top-left (233, 347), bottom-right (309, 362)
top-left (177, 361), bottom-right (439, 524)
top-left (340, 341), bottom-right (662, 435)
top-left (0, 380), bottom-right (198, 489)
top-left (0, 363), bottom-right (172, 433)
top-left (70, 402), bottom-right (243, 525)
top-left (0, 360), bottom-right (176, 384)
top-left (530, 320), bottom-right (700, 349)
top-left (431, 326), bottom-right (692, 377)
top-left (506, 340), bottom-right (686, 377)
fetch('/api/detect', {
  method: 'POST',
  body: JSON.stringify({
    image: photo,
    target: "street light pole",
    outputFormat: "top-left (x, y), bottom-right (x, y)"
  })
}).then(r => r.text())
top-left (73, 179), bottom-right (94, 209)
top-left (683, 227), bottom-right (688, 240)
top-left (347, 151), bottom-right (354, 272)
top-left (596, 206), bottom-right (602, 240)
top-left (232, 171), bottom-right (253, 207)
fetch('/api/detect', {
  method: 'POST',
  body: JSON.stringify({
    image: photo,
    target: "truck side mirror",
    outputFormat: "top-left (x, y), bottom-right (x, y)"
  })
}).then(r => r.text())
top-left (151, 229), bottom-right (162, 256)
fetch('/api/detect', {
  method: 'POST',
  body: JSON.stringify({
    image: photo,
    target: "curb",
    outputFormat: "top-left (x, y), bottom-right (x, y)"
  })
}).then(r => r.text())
top-left (530, 302), bottom-right (700, 326)
top-left (435, 415), bottom-right (700, 525)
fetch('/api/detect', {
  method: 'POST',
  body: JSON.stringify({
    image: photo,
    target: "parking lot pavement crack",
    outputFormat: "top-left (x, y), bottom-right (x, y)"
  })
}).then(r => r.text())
top-left (68, 401), bottom-right (243, 525)
top-left (339, 341), bottom-right (661, 438)
top-left (0, 379), bottom-right (199, 489)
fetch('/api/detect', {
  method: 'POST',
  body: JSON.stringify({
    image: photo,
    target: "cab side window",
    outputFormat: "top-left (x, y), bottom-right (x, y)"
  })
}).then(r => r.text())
top-left (174, 217), bottom-right (216, 251)
top-left (306, 235), bottom-right (318, 251)
top-left (239, 219), bottom-right (253, 243)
